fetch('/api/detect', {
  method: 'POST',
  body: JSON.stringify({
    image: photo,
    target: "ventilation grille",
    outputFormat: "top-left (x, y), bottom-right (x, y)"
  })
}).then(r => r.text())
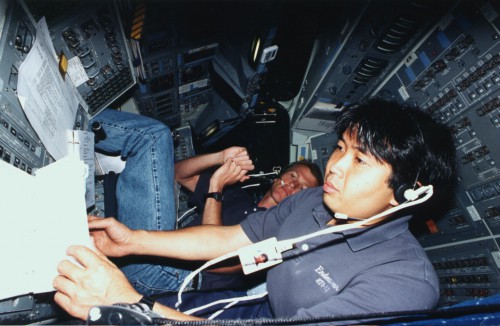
top-left (374, 0), bottom-right (434, 54)
top-left (353, 57), bottom-right (388, 85)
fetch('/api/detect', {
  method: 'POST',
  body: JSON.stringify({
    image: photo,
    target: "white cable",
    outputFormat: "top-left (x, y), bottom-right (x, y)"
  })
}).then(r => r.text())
top-left (248, 165), bottom-right (282, 178)
top-left (276, 185), bottom-right (434, 253)
top-left (208, 300), bottom-right (239, 320)
top-left (182, 291), bottom-right (268, 317)
top-left (177, 206), bottom-right (197, 224)
top-left (248, 171), bottom-right (279, 177)
top-left (241, 183), bottom-right (261, 189)
top-left (175, 250), bottom-right (239, 310)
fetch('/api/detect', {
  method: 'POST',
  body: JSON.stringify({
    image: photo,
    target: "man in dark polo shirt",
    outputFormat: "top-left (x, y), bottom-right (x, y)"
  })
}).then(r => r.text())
top-left (174, 147), bottom-right (323, 228)
top-left (176, 157), bottom-right (323, 291)
top-left (54, 98), bottom-right (457, 323)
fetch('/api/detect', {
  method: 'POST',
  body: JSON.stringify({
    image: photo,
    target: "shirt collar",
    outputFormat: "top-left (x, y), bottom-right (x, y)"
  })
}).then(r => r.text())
top-left (312, 203), bottom-right (412, 252)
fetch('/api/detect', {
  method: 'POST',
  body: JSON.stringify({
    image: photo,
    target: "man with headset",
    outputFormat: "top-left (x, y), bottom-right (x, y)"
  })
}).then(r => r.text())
top-left (54, 98), bottom-right (457, 323)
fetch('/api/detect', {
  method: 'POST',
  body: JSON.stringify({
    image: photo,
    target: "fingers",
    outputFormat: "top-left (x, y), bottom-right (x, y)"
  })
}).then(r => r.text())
top-left (222, 147), bottom-right (244, 162)
top-left (221, 147), bottom-right (255, 173)
top-left (53, 259), bottom-right (93, 320)
top-left (53, 245), bottom-right (135, 321)
top-left (88, 216), bottom-right (115, 229)
top-left (223, 147), bottom-right (254, 166)
top-left (213, 160), bottom-right (244, 185)
top-left (220, 160), bottom-right (241, 177)
top-left (213, 156), bottom-right (256, 188)
top-left (53, 290), bottom-right (71, 309)
top-left (237, 170), bottom-right (250, 182)
top-left (87, 215), bottom-right (102, 221)
top-left (229, 160), bottom-right (255, 178)
top-left (233, 148), bottom-right (248, 158)
top-left (55, 261), bottom-right (87, 309)
top-left (57, 259), bottom-right (84, 284)
top-left (53, 289), bottom-right (87, 321)
top-left (66, 245), bottom-right (110, 269)
top-left (232, 152), bottom-right (249, 162)
top-left (228, 156), bottom-right (254, 170)
top-left (241, 162), bottom-right (255, 171)
top-left (221, 158), bottom-right (243, 171)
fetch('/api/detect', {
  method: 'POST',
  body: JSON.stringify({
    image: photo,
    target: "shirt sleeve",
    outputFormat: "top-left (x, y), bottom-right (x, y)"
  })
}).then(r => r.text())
top-left (188, 171), bottom-right (211, 210)
top-left (240, 188), bottom-right (315, 243)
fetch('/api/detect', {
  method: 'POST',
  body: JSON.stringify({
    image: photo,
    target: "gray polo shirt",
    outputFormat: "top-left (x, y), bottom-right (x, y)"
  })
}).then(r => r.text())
top-left (240, 187), bottom-right (439, 319)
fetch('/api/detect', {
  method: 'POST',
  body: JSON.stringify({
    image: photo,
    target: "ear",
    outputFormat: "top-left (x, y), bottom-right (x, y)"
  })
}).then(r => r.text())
top-left (389, 196), bottom-right (400, 207)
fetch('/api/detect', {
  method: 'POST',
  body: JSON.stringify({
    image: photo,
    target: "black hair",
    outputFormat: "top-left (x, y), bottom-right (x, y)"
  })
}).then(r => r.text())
top-left (281, 160), bottom-right (324, 186)
top-left (334, 98), bottom-right (457, 196)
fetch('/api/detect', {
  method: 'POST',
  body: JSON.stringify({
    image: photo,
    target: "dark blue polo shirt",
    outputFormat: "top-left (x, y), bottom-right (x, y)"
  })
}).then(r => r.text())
top-left (241, 187), bottom-right (440, 319)
top-left (188, 172), bottom-right (266, 290)
top-left (187, 172), bottom-right (264, 227)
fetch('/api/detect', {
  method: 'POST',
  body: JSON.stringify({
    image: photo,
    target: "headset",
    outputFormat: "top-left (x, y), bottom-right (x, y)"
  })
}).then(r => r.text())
top-left (393, 168), bottom-right (423, 205)
top-left (393, 110), bottom-right (426, 205)
top-left (247, 166), bottom-right (281, 178)
top-left (394, 183), bottom-right (420, 204)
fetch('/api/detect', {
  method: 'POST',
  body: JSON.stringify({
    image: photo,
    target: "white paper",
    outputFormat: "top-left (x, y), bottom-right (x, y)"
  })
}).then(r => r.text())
top-left (17, 17), bottom-right (84, 160)
top-left (68, 130), bottom-right (96, 208)
top-left (67, 56), bottom-right (89, 87)
top-left (0, 156), bottom-right (92, 299)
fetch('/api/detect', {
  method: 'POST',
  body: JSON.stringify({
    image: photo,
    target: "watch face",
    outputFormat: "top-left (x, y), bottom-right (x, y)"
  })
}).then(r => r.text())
top-left (206, 192), bottom-right (223, 202)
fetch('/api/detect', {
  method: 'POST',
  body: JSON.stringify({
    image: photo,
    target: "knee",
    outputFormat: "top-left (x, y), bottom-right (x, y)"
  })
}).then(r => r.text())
top-left (148, 121), bottom-right (173, 145)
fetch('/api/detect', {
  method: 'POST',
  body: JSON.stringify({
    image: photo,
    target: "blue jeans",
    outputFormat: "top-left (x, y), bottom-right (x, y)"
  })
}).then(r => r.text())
top-left (90, 109), bottom-right (195, 294)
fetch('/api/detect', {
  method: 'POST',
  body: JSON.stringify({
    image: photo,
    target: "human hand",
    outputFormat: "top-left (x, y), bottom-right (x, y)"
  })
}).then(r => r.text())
top-left (53, 245), bottom-right (141, 320)
top-left (221, 147), bottom-right (254, 175)
top-left (87, 216), bottom-right (134, 257)
top-left (221, 146), bottom-right (246, 162)
top-left (211, 158), bottom-right (251, 189)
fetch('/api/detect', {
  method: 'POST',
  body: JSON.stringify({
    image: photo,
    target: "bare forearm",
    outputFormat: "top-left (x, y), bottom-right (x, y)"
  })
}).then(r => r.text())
top-left (174, 152), bottom-right (223, 190)
top-left (129, 224), bottom-right (250, 260)
top-left (201, 173), bottom-right (227, 225)
top-left (202, 199), bottom-right (223, 225)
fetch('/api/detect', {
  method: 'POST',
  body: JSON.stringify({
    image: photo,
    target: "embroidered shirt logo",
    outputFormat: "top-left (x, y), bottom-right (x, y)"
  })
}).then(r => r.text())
top-left (314, 265), bottom-right (340, 293)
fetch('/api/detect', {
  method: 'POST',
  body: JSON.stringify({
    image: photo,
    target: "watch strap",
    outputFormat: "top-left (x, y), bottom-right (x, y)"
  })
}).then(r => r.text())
top-left (138, 295), bottom-right (156, 310)
top-left (204, 192), bottom-right (223, 202)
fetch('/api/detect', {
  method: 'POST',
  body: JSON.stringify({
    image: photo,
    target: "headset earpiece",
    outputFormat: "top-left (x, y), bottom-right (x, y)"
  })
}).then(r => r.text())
top-left (394, 183), bottom-right (411, 204)
top-left (394, 183), bottom-right (429, 204)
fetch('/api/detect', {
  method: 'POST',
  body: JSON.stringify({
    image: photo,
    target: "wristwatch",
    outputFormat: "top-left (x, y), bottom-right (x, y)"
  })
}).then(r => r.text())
top-left (138, 295), bottom-right (156, 310)
top-left (204, 192), bottom-right (224, 202)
